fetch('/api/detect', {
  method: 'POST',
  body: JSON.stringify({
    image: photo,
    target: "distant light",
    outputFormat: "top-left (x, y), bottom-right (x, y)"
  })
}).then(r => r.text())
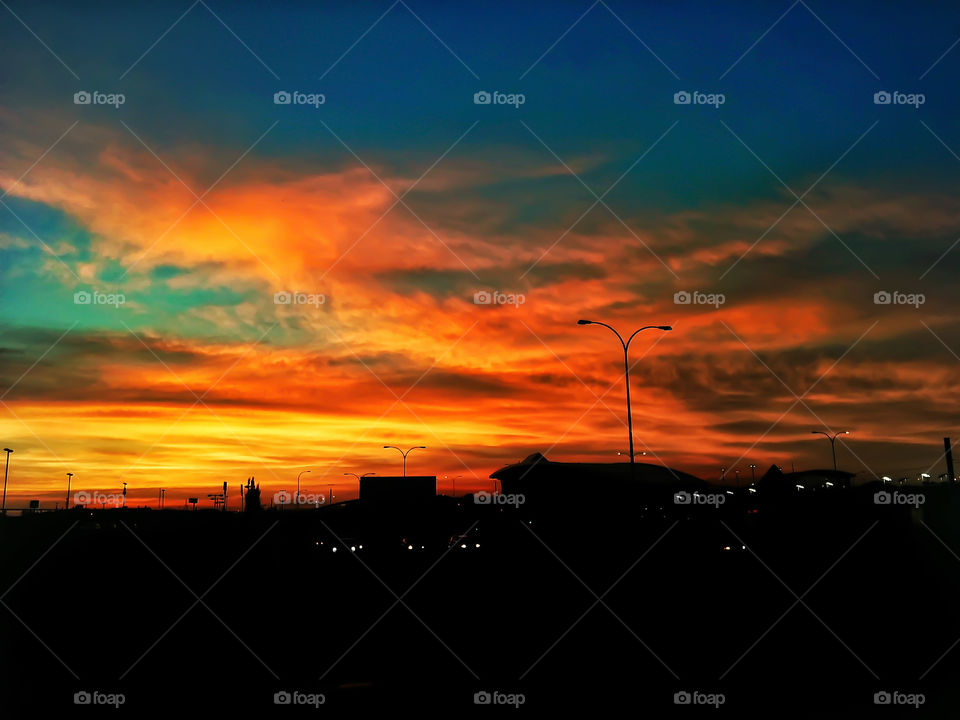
top-left (332, 547), bottom-right (337, 552)
top-left (882, 476), bottom-right (892, 482)
top-left (350, 546), bottom-right (356, 552)
top-left (796, 484), bottom-right (805, 490)
top-left (726, 491), bottom-right (734, 495)
top-left (461, 543), bottom-right (467, 549)
top-left (748, 488), bottom-right (756, 493)
top-left (475, 543), bottom-right (480, 548)
top-left (921, 473), bottom-right (931, 478)
top-left (358, 544), bottom-right (363, 549)
top-left (408, 545), bottom-right (413, 550)
top-left (722, 546), bottom-right (731, 551)
top-left (825, 481), bottom-right (834, 487)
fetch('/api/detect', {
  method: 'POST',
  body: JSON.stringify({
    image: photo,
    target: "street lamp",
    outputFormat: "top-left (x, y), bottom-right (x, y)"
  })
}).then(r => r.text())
top-left (577, 320), bottom-right (671, 470)
top-left (297, 470), bottom-right (311, 505)
top-left (749, 464), bottom-right (757, 483)
top-left (443, 474), bottom-right (463, 497)
top-left (811, 430), bottom-right (850, 471)
top-left (160, 488), bottom-right (166, 509)
top-left (66, 472), bottom-right (73, 509)
top-left (2, 448), bottom-right (11, 515)
top-left (383, 445), bottom-right (426, 477)
top-left (344, 472), bottom-right (374, 501)
top-left (121, 482), bottom-right (127, 508)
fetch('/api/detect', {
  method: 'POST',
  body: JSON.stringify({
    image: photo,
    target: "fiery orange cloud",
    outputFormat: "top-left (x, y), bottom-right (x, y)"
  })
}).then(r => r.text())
top-left (2, 117), bottom-right (960, 508)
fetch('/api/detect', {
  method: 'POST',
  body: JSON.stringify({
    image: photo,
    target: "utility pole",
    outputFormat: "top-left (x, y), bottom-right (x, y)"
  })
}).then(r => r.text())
top-left (2, 448), bottom-right (12, 515)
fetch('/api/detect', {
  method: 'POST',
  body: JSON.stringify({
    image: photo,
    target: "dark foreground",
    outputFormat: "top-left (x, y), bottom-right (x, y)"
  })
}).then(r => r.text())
top-left (2, 488), bottom-right (960, 717)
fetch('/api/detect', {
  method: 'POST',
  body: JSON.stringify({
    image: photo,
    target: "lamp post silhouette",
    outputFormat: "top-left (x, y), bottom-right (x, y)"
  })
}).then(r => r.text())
top-left (749, 464), bottom-right (757, 483)
top-left (2, 448), bottom-right (12, 515)
top-left (296, 470), bottom-right (311, 505)
top-left (66, 472), bottom-right (73, 509)
top-left (344, 472), bottom-right (374, 501)
top-left (383, 445), bottom-right (425, 477)
top-left (811, 430), bottom-right (849, 471)
top-left (160, 488), bottom-right (165, 509)
top-left (443, 474), bottom-right (463, 497)
top-left (121, 482), bottom-right (127, 508)
top-left (577, 321), bottom-right (671, 471)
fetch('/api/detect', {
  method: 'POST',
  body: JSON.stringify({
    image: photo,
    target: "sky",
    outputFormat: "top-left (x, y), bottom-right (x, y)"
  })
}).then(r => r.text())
top-left (2, 0), bottom-right (960, 507)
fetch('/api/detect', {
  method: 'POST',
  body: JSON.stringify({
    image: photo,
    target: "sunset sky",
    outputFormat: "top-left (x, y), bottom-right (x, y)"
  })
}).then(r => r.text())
top-left (2, 1), bottom-right (960, 506)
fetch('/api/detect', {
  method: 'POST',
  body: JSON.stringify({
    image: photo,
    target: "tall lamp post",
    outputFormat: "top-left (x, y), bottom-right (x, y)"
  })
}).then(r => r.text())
top-left (66, 472), bottom-right (73, 509)
top-left (344, 472), bottom-right (374, 501)
top-left (577, 321), bottom-right (671, 471)
top-left (296, 470), bottom-right (311, 505)
top-left (2, 448), bottom-right (12, 515)
top-left (811, 430), bottom-right (850, 471)
top-left (383, 445), bottom-right (426, 477)
top-left (442, 474), bottom-right (463, 497)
